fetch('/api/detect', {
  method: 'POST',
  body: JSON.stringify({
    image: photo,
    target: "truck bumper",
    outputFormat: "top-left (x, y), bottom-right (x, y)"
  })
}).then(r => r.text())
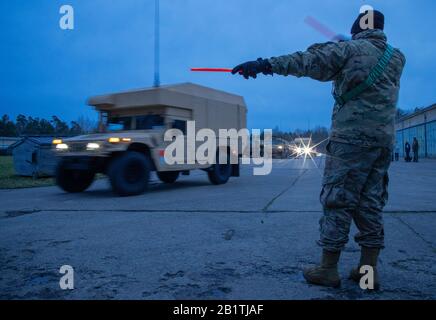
top-left (59, 156), bottom-right (107, 172)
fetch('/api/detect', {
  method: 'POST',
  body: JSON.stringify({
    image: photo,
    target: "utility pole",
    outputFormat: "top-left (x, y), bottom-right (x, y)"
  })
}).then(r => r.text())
top-left (154, 0), bottom-right (160, 87)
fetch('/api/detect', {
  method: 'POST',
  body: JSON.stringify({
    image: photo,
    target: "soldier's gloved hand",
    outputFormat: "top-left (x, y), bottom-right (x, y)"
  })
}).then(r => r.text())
top-left (332, 34), bottom-right (351, 42)
top-left (232, 58), bottom-right (273, 79)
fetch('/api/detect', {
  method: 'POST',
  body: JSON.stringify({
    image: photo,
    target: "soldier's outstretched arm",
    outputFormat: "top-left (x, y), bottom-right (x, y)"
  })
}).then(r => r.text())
top-left (268, 41), bottom-right (352, 82)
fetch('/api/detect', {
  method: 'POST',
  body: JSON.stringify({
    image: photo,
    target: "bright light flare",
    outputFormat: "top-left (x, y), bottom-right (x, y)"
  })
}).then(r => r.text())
top-left (290, 136), bottom-right (329, 173)
top-left (86, 143), bottom-right (100, 150)
top-left (108, 137), bottom-right (121, 143)
top-left (56, 143), bottom-right (69, 150)
top-left (52, 139), bottom-right (63, 145)
top-left (292, 145), bottom-right (314, 157)
top-left (108, 137), bottom-right (131, 143)
top-left (303, 147), bottom-right (312, 155)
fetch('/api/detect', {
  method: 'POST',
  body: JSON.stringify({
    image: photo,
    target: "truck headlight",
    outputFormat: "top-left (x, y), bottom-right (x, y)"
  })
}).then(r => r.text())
top-left (52, 139), bottom-right (63, 145)
top-left (108, 137), bottom-right (131, 143)
top-left (56, 143), bottom-right (69, 150)
top-left (86, 143), bottom-right (100, 150)
top-left (108, 137), bottom-right (121, 143)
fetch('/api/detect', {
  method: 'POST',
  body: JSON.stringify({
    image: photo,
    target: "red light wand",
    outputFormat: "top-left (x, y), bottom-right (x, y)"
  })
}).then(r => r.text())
top-left (191, 68), bottom-right (233, 73)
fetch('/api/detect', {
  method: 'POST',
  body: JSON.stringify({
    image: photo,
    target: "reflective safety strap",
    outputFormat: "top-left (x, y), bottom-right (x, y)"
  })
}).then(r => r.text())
top-left (334, 44), bottom-right (394, 106)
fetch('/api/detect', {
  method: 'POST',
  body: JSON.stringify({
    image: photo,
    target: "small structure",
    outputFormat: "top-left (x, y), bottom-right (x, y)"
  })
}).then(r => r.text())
top-left (12, 137), bottom-right (58, 177)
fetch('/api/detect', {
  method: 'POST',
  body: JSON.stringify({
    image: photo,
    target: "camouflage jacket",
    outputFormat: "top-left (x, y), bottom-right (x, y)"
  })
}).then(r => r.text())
top-left (268, 29), bottom-right (406, 148)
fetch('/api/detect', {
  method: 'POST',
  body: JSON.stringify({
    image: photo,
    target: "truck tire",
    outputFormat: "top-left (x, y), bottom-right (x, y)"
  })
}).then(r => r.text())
top-left (208, 152), bottom-right (232, 185)
top-left (157, 171), bottom-right (180, 184)
top-left (56, 160), bottom-right (95, 193)
top-left (108, 151), bottom-right (151, 196)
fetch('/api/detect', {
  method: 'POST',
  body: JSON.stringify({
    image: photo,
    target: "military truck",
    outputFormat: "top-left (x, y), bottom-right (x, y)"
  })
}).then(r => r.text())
top-left (270, 138), bottom-right (291, 159)
top-left (53, 83), bottom-right (247, 196)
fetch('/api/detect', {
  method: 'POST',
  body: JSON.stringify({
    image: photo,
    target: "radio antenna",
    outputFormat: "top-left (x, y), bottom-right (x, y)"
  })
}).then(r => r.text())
top-left (153, 0), bottom-right (160, 87)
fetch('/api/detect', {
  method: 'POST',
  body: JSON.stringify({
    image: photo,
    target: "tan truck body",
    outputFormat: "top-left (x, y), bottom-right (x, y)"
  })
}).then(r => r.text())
top-left (57, 82), bottom-right (247, 172)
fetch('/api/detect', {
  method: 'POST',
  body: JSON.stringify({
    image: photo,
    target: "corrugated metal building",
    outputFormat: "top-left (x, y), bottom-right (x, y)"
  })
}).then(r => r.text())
top-left (396, 104), bottom-right (436, 158)
top-left (12, 137), bottom-right (58, 177)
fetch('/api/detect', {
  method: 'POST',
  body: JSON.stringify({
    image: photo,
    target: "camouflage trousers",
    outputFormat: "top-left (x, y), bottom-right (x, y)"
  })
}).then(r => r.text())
top-left (318, 141), bottom-right (391, 252)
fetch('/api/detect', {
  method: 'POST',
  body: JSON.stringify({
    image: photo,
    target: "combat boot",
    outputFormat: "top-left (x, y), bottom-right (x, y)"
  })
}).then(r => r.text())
top-left (303, 250), bottom-right (341, 288)
top-left (349, 247), bottom-right (380, 290)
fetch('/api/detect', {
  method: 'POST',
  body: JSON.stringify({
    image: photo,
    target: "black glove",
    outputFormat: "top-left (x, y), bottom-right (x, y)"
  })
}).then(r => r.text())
top-left (332, 34), bottom-right (350, 42)
top-left (232, 58), bottom-right (273, 79)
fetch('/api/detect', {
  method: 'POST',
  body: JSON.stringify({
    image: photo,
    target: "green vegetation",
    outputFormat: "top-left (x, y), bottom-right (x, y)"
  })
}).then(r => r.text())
top-left (0, 156), bottom-right (55, 189)
top-left (0, 114), bottom-right (97, 137)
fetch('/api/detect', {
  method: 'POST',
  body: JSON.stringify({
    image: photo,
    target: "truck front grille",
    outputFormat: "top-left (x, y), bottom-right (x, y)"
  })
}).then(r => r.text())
top-left (68, 143), bottom-right (87, 152)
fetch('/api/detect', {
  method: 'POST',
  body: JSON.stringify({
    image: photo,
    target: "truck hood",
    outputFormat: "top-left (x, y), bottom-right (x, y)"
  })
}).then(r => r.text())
top-left (64, 133), bottom-right (135, 142)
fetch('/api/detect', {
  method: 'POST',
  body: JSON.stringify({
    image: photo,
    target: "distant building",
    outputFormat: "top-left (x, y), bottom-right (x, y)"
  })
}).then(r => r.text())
top-left (396, 104), bottom-right (436, 158)
top-left (12, 137), bottom-right (58, 177)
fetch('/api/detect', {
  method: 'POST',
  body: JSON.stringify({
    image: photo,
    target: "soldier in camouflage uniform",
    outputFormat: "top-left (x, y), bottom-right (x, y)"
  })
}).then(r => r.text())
top-left (232, 10), bottom-right (405, 289)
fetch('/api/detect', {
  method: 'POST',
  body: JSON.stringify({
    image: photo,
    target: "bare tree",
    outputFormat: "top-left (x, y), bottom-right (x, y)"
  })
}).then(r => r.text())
top-left (76, 115), bottom-right (98, 134)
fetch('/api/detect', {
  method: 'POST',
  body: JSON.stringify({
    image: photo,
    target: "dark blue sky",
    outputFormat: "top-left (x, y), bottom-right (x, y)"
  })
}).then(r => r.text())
top-left (1, 0), bottom-right (435, 131)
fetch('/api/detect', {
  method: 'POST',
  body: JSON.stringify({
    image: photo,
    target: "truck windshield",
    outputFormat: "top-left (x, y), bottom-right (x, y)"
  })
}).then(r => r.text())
top-left (136, 115), bottom-right (165, 130)
top-left (106, 115), bottom-right (165, 131)
top-left (107, 117), bottom-right (132, 131)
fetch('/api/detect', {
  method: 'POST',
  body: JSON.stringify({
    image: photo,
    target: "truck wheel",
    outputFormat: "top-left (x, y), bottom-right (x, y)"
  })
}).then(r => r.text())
top-left (157, 171), bottom-right (180, 184)
top-left (208, 152), bottom-right (232, 185)
top-left (108, 151), bottom-right (151, 196)
top-left (56, 161), bottom-right (95, 193)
